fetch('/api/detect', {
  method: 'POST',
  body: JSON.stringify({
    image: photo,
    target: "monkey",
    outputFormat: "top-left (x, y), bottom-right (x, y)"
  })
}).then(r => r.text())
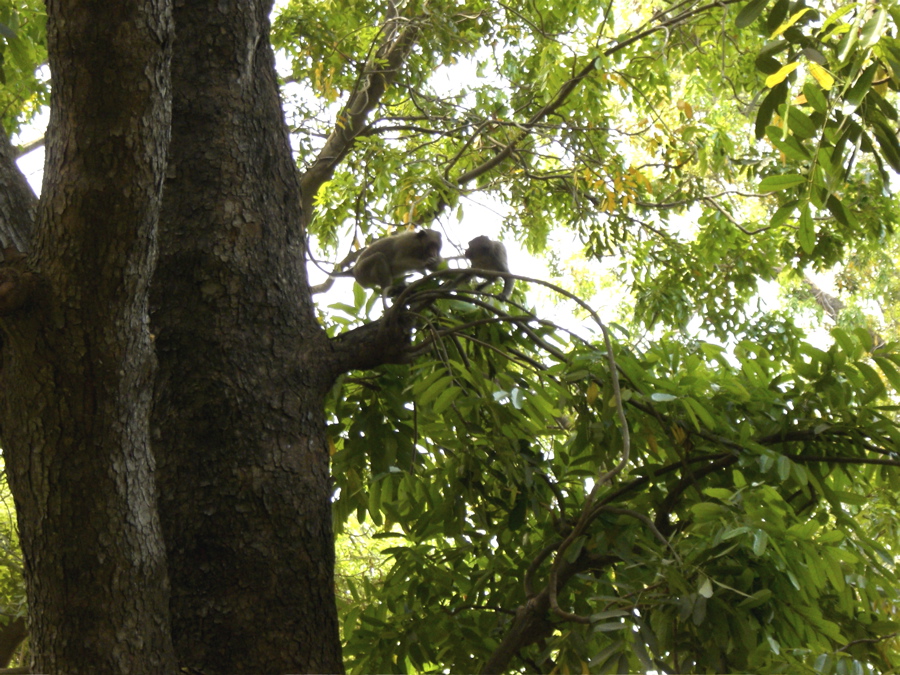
top-left (310, 229), bottom-right (443, 294)
top-left (464, 235), bottom-right (514, 300)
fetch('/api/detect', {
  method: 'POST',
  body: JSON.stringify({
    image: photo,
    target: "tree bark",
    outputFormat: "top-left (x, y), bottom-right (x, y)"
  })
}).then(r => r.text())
top-left (0, 617), bottom-right (26, 668)
top-left (150, 1), bottom-right (343, 672)
top-left (0, 1), bottom-right (178, 673)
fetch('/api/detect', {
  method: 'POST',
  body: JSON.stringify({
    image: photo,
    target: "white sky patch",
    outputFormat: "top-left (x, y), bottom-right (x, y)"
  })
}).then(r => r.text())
top-left (12, 106), bottom-right (47, 197)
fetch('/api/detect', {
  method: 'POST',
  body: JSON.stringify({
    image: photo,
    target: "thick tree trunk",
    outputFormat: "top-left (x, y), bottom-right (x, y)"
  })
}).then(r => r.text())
top-left (0, 1), bottom-right (177, 673)
top-left (150, 1), bottom-right (343, 672)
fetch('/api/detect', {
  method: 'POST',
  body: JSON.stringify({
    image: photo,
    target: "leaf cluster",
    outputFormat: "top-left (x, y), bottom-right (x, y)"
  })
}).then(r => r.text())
top-left (0, 1), bottom-right (46, 134)
top-left (323, 282), bottom-right (900, 673)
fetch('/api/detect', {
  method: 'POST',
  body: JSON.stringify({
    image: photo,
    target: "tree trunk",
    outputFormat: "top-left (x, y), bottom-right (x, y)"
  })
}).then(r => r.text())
top-left (149, 1), bottom-right (343, 672)
top-left (0, 1), bottom-right (178, 673)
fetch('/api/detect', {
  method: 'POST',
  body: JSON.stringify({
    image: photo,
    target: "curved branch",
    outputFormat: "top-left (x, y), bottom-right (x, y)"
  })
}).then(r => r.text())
top-left (299, 7), bottom-right (421, 225)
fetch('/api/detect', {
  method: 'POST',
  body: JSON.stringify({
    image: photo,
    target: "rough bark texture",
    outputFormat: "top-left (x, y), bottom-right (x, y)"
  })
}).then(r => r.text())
top-left (0, 617), bottom-right (27, 667)
top-left (0, 133), bottom-right (35, 252)
top-left (149, 1), bottom-right (343, 672)
top-left (0, 1), bottom-right (177, 673)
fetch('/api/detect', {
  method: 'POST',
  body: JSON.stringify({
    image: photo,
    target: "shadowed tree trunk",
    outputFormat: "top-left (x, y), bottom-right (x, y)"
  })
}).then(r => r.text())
top-left (0, 0), bottom-right (178, 672)
top-left (148, 0), bottom-right (343, 672)
top-left (0, 0), bottom-right (413, 671)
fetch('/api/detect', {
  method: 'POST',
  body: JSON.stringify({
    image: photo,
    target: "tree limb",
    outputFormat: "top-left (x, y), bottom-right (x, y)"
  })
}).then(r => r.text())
top-left (0, 130), bottom-right (37, 252)
top-left (298, 5), bottom-right (421, 226)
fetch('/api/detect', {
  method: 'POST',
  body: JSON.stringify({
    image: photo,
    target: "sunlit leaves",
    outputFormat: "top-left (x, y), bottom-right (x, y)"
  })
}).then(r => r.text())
top-left (0, 0), bottom-right (47, 132)
top-left (765, 61), bottom-right (799, 87)
top-left (807, 63), bottom-right (834, 90)
top-left (730, 0), bottom-right (900, 259)
top-left (271, 0), bottom-right (900, 670)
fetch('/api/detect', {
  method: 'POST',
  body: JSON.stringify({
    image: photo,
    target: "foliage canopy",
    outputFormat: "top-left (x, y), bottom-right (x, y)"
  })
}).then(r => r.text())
top-left (273, 0), bottom-right (900, 671)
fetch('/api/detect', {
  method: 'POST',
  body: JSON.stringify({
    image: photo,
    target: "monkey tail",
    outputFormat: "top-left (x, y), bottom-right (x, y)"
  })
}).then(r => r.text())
top-left (309, 277), bottom-right (335, 294)
top-left (500, 276), bottom-right (514, 300)
top-left (309, 246), bottom-right (366, 295)
top-left (309, 269), bottom-right (355, 294)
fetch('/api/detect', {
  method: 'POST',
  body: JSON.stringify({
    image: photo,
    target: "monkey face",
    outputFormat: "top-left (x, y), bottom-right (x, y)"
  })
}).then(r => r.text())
top-left (417, 230), bottom-right (442, 263)
top-left (465, 235), bottom-right (492, 259)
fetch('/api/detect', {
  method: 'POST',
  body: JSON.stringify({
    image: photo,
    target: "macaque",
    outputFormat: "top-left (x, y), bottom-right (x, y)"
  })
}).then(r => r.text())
top-left (464, 235), bottom-right (514, 300)
top-left (352, 229), bottom-right (442, 289)
top-left (311, 229), bottom-right (443, 294)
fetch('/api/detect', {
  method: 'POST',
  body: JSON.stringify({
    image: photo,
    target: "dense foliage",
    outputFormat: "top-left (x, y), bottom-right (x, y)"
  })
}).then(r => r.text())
top-left (275, 0), bottom-right (900, 672)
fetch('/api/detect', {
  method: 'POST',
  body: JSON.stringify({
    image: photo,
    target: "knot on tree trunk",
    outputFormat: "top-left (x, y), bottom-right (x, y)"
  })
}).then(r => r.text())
top-left (0, 248), bottom-right (36, 316)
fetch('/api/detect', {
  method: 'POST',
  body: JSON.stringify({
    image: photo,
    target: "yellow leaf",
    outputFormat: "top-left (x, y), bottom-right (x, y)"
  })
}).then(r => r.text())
top-left (603, 189), bottom-right (616, 212)
top-left (327, 436), bottom-right (336, 456)
top-left (808, 62), bottom-right (835, 90)
top-left (677, 99), bottom-right (694, 119)
top-left (586, 381), bottom-right (600, 405)
top-left (771, 7), bottom-right (813, 38)
top-left (875, 67), bottom-right (889, 94)
top-left (766, 62), bottom-right (800, 88)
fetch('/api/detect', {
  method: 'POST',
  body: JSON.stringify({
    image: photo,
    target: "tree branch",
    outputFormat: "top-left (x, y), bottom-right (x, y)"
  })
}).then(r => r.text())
top-left (298, 6), bottom-right (421, 226)
top-left (0, 130), bottom-right (37, 252)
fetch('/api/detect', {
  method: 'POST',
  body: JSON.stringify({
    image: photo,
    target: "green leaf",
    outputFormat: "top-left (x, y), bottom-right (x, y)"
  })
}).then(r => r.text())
top-left (736, 0), bottom-right (770, 28)
top-left (755, 81), bottom-right (788, 139)
top-left (859, 9), bottom-right (888, 50)
top-left (703, 487), bottom-right (734, 501)
top-left (835, 24), bottom-right (858, 65)
top-left (798, 206), bottom-right (815, 254)
top-left (683, 397), bottom-right (716, 430)
top-left (367, 481), bottom-right (383, 526)
top-left (799, 47), bottom-right (826, 66)
top-left (737, 589), bottom-right (773, 609)
top-left (873, 122), bottom-right (900, 173)
top-left (831, 327), bottom-right (856, 356)
top-left (776, 454), bottom-right (791, 481)
top-left (565, 535), bottom-right (586, 562)
top-left (691, 502), bottom-right (728, 522)
top-left (784, 107), bottom-right (817, 139)
top-left (759, 174), bottom-right (806, 191)
top-left (845, 63), bottom-right (877, 110)
top-left (692, 595), bottom-right (707, 626)
top-left (818, 530), bottom-right (844, 544)
top-left (770, 200), bottom-right (798, 227)
top-left (802, 81), bottom-right (828, 113)
top-left (752, 529), bottom-right (769, 556)
top-left (433, 386), bottom-right (462, 414)
top-left (874, 357), bottom-right (900, 393)
top-left (825, 195), bottom-right (856, 228)
top-left (765, 125), bottom-right (811, 161)
top-left (507, 494), bottom-right (527, 530)
top-left (766, 0), bottom-right (790, 33)
top-left (5, 34), bottom-right (34, 72)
